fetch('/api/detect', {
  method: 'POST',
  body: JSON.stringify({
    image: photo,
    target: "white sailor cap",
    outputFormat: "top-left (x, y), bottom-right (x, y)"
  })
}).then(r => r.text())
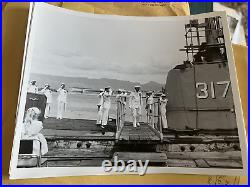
top-left (61, 83), bottom-right (65, 85)
top-left (45, 83), bottom-right (49, 87)
top-left (105, 86), bottom-right (111, 89)
top-left (100, 88), bottom-right (104, 92)
top-left (134, 85), bottom-right (141, 88)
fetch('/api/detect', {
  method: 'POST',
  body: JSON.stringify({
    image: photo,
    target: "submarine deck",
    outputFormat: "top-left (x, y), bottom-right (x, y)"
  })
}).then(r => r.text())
top-left (42, 117), bottom-right (116, 141)
top-left (42, 117), bottom-right (160, 142)
top-left (36, 117), bottom-right (243, 169)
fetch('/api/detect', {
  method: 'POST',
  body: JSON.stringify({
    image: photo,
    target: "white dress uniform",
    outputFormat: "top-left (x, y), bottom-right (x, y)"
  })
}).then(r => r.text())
top-left (28, 85), bottom-right (38, 94)
top-left (116, 92), bottom-right (123, 126)
top-left (121, 91), bottom-right (128, 109)
top-left (96, 92), bottom-right (104, 124)
top-left (129, 91), bottom-right (143, 127)
top-left (101, 90), bottom-right (112, 126)
top-left (116, 93), bottom-right (122, 102)
top-left (41, 88), bottom-right (53, 118)
top-left (146, 94), bottom-right (154, 126)
top-left (120, 91), bottom-right (128, 123)
top-left (160, 97), bottom-right (168, 128)
top-left (57, 88), bottom-right (67, 119)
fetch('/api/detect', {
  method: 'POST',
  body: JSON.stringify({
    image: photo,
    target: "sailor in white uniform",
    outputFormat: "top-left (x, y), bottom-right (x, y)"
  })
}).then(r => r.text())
top-left (129, 85), bottom-right (143, 128)
top-left (121, 89), bottom-right (128, 103)
top-left (57, 83), bottom-right (67, 120)
top-left (160, 94), bottom-right (168, 129)
top-left (146, 91), bottom-right (154, 126)
top-left (40, 83), bottom-right (53, 119)
top-left (101, 86), bottom-right (112, 128)
top-left (27, 80), bottom-right (38, 94)
top-left (116, 89), bottom-right (123, 102)
top-left (121, 89), bottom-right (128, 123)
top-left (96, 88), bottom-right (104, 125)
top-left (116, 89), bottom-right (123, 126)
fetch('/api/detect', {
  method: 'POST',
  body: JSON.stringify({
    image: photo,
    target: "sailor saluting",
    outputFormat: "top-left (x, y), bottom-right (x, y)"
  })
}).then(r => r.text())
top-left (40, 83), bottom-right (53, 119)
top-left (129, 85), bottom-right (143, 128)
top-left (101, 86), bottom-right (112, 128)
top-left (96, 88), bottom-right (104, 125)
top-left (160, 94), bottom-right (168, 129)
top-left (145, 91), bottom-right (154, 126)
top-left (57, 83), bottom-right (67, 120)
top-left (27, 80), bottom-right (38, 94)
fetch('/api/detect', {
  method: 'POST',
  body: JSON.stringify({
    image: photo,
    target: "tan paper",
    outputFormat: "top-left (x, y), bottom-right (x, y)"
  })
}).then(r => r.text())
top-left (2, 2), bottom-right (247, 184)
top-left (61, 2), bottom-right (190, 16)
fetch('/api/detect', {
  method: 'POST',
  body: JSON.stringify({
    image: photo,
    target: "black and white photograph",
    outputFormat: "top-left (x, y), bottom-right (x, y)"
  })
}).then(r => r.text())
top-left (9, 3), bottom-right (247, 179)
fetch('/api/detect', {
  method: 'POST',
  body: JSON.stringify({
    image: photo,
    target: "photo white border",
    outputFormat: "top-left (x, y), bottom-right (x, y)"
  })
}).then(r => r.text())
top-left (9, 2), bottom-right (248, 179)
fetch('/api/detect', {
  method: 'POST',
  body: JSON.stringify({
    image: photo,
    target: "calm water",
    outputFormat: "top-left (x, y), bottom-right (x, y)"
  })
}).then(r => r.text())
top-left (48, 93), bottom-right (148, 123)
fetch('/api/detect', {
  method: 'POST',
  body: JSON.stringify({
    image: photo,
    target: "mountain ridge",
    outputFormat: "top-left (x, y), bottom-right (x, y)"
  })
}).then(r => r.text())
top-left (29, 73), bottom-right (164, 92)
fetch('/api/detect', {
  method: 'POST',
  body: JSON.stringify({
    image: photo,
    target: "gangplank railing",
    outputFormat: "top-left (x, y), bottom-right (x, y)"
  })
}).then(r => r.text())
top-left (115, 95), bottom-right (164, 141)
top-left (115, 96), bottom-right (126, 140)
top-left (146, 97), bottom-right (163, 141)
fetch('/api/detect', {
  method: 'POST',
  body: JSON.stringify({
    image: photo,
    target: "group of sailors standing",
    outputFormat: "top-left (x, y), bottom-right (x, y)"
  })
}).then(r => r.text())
top-left (27, 80), bottom-right (168, 129)
top-left (27, 80), bottom-right (67, 120)
top-left (96, 85), bottom-right (169, 129)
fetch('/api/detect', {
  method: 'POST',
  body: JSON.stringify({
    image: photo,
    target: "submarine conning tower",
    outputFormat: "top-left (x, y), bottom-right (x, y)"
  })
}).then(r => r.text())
top-left (183, 16), bottom-right (227, 65)
top-left (165, 16), bottom-right (236, 130)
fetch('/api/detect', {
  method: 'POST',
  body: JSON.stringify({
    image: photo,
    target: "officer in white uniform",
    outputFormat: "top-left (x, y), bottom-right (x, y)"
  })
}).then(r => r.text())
top-left (28, 80), bottom-right (38, 94)
top-left (96, 88), bottom-right (104, 125)
top-left (146, 91), bottom-right (154, 126)
top-left (129, 85), bottom-right (143, 128)
top-left (160, 94), bottom-right (168, 129)
top-left (101, 86), bottom-right (112, 128)
top-left (57, 83), bottom-right (67, 120)
top-left (116, 89), bottom-right (123, 102)
top-left (40, 83), bottom-right (53, 119)
top-left (116, 89), bottom-right (123, 126)
top-left (121, 89), bottom-right (128, 102)
top-left (121, 89), bottom-right (128, 123)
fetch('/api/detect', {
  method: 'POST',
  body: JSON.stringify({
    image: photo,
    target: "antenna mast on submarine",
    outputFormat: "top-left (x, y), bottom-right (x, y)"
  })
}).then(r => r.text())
top-left (180, 16), bottom-right (227, 65)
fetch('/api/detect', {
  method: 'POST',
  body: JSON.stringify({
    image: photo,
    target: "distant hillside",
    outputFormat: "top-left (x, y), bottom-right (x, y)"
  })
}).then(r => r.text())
top-left (29, 73), bottom-right (164, 92)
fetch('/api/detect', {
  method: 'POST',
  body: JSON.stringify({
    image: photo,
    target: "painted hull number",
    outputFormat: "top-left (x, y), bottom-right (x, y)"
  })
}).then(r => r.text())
top-left (196, 81), bottom-right (230, 99)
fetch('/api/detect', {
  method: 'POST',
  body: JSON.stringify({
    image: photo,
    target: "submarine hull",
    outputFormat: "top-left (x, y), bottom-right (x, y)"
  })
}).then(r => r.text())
top-left (165, 63), bottom-right (236, 130)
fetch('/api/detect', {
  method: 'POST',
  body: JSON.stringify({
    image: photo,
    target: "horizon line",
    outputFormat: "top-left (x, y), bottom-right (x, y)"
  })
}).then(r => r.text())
top-left (30, 72), bottom-right (165, 85)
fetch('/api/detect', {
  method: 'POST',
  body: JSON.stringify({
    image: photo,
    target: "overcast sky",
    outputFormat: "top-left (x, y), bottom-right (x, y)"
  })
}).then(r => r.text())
top-left (30, 3), bottom-right (187, 84)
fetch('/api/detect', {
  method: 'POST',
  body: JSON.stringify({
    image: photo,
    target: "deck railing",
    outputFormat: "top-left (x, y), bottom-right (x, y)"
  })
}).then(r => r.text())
top-left (115, 96), bottom-right (126, 139)
top-left (115, 95), bottom-right (164, 141)
top-left (147, 97), bottom-right (163, 141)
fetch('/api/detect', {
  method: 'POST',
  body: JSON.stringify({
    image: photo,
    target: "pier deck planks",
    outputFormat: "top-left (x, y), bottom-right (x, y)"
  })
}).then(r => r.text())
top-left (119, 123), bottom-right (160, 141)
top-left (42, 117), bottom-right (116, 140)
